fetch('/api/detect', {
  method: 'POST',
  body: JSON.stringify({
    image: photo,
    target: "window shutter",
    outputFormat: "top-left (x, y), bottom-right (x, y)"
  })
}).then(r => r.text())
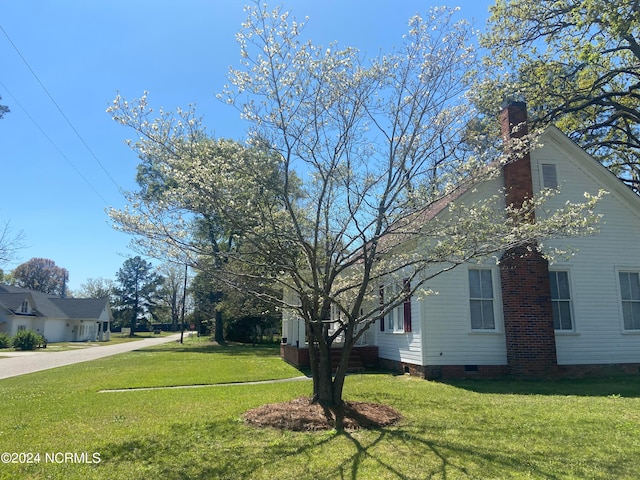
top-left (379, 285), bottom-right (385, 331)
top-left (403, 278), bottom-right (412, 332)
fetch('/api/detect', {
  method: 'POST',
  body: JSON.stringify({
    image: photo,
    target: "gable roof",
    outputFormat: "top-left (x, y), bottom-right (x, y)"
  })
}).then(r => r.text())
top-left (0, 284), bottom-right (111, 320)
top-left (376, 124), bottom-right (640, 258)
top-left (49, 297), bottom-right (110, 319)
top-left (540, 126), bottom-right (640, 219)
top-left (0, 292), bottom-right (33, 313)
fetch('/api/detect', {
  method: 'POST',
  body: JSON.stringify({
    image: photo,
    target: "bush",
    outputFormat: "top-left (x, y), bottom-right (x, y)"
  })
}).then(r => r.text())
top-left (0, 333), bottom-right (11, 349)
top-left (225, 316), bottom-right (280, 344)
top-left (12, 329), bottom-right (41, 351)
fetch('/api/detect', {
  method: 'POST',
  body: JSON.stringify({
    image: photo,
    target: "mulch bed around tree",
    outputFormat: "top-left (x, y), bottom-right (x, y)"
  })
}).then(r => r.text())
top-left (243, 396), bottom-right (402, 431)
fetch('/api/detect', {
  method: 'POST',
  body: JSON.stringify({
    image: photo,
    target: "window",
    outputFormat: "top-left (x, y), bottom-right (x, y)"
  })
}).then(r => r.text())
top-left (20, 300), bottom-right (29, 314)
top-left (542, 163), bottom-right (558, 189)
top-left (386, 296), bottom-right (404, 333)
top-left (469, 268), bottom-right (495, 329)
top-left (619, 272), bottom-right (640, 330)
top-left (379, 279), bottom-right (412, 333)
top-left (549, 271), bottom-right (573, 330)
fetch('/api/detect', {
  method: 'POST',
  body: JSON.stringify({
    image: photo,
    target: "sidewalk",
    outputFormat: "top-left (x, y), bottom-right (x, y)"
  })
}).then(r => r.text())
top-left (0, 334), bottom-right (182, 380)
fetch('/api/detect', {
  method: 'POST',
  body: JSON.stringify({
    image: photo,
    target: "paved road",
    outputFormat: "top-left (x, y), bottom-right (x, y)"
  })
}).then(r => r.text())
top-left (0, 334), bottom-right (183, 380)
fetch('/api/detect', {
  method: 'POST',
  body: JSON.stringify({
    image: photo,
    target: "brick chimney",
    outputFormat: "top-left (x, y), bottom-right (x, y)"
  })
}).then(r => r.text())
top-left (498, 102), bottom-right (558, 377)
top-left (500, 101), bottom-right (534, 213)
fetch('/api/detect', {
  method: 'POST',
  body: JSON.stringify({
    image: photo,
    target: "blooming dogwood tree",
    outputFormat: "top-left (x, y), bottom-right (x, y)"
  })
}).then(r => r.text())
top-left (109, 2), bottom-right (602, 408)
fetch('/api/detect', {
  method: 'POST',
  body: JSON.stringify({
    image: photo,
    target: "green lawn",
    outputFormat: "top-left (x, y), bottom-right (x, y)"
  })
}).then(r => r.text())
top-left (0, 331), bottom-right (178, 354)
top-left (0, 338), bottom-right (638, 479)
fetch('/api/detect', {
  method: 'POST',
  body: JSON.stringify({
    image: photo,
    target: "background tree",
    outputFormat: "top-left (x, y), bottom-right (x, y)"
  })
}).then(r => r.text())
top-left (105, 102), bottom-right (291, 344)
top-left (77, 277), bottom-right (116, 299)
top-left (476, 0), bottom-right (640, 191)
top-left (13, 257), bottom-right (69, 296)
top-left (219, 283), bottom-right (280, 344)
top-left (216, 256), bottom-right (282, 344)
top-left (114, 256), bottom-right (163, 336)
top-left (0, 220), bottom-right (25, 266)
top-left (0, 95), bottom-right (9, 120)
top-left (109, 2), bottom-right (601, 408)
top-left (156, 263), bottom-right (188, 331)
top-left (189, 269), bottom-right (223, 340)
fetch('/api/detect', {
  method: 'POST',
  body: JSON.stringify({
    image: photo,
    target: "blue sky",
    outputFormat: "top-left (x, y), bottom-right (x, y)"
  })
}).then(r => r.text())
top-left (0, 1), bottom-right (492, 292)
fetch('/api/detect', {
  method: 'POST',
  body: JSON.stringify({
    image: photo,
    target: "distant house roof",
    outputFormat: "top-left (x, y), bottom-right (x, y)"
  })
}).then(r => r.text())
top-left (49, 297), bottom-right (110, 319)
top-left (0, 292), bottom-right (34, 314)
top-left (0, 284), bottom-right (111, 320)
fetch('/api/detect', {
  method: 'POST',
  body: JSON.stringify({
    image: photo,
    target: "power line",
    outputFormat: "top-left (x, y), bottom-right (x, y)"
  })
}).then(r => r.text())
top-left (0, 23), bottom-right (122, 195)
top-left (0, 80), bottom-right (110, 205)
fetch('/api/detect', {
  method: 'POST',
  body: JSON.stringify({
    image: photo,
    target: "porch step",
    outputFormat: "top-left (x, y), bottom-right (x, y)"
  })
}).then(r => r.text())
top-left (281, 344), bottom-right (378, 370)
top-left (330, 349), bottom-right (365, 372)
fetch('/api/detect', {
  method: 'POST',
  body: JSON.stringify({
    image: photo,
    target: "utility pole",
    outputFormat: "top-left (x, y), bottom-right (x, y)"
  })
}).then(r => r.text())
top-left (61, 271), bottom-right (67, 298)
top-left (180, 264), bottom-right (187, 344)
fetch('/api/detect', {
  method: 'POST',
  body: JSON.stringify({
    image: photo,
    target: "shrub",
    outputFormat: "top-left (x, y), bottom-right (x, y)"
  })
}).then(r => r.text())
top-left (226, 316), bottom-right (280, 344)
top-left (0, 333), bottom-right (11, 349)
top-left (12, 329), bottom-right (41, 351)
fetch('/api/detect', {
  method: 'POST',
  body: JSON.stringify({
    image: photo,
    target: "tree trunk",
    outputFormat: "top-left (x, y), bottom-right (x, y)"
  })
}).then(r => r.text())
top-left (214, 309), bottom-right (225, 344)
top-left (309, 333), bottom-right (349, 407)
top-left (129, 311), bottom-right (136, 337)
top-left (313, 343), bottom-right (337, 405)
top-left (332, 346), bottom-right (349, 405)
top-left (129, 299), bottom-right (137, 338)
top-left (308, 302), bottom-right (350, 408)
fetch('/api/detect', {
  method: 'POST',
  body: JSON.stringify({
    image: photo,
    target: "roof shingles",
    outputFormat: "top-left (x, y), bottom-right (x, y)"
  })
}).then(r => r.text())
top-left (0, 284), bottom-right (109, 320)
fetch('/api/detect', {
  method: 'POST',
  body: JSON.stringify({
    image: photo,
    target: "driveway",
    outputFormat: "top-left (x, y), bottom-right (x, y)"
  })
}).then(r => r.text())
top-left (0, 334), bottom-right (182, 380)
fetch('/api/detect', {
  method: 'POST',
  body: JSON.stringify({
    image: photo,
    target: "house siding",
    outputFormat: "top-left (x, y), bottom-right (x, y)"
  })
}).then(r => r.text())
top-left (377, 176), bottom-right (510, 369)
top-left (379, 125), bottom-right (640, 375)
top-left (9, 317), bottom-right (30, 335)
top-left (43, 319), bottom-right (68, 343)
top-left (377, 299), bottom-right (422, 365)
top-left (531, 134), bottom-right (640, 366)
top-left (421, 263), bottom-right (508, 367)
top-left (420, 176), bottom-right (508, 368)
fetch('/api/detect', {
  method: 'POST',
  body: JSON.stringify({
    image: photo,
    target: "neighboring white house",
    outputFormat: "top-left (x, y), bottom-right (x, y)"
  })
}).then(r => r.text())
top-left (0, 284), bottom-right (112, 343)
top-left (282, 102), bottom-right (640, 378)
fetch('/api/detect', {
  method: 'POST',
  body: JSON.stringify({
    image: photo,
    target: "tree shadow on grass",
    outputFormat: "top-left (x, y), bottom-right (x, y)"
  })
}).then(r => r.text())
top-left (99, 418), bottom-right (338, 480)
top-left (320, 424), bottom-right (567, 480)
top-left (97, 412), bottom-right (625, 479)
top-left (440, 375), bottom-right (640, 398)
top-left (132, 343), bottom-right (281, 357)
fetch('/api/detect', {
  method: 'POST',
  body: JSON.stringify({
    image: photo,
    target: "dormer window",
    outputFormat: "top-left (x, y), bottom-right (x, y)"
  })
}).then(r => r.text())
top-left (20, 300), bottom-right (29, 314)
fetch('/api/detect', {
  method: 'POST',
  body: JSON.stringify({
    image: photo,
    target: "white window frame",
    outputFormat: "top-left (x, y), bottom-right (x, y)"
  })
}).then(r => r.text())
top-left (540, 163), bottom-right (558, 190)
top-left (549, 270), bottom-right (574, 331)
top-left (618, 270), bottom-right (640, 331)
top-left (384, 282), bottom-right (405, 334)
top-left (468, 267), bottom-right (498, 331)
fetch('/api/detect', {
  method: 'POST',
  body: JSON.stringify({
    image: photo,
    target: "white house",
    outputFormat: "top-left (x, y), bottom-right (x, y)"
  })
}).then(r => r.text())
top-left (281, 102), bottom-right (640, 378)
top-left (0, 284), bottom-right (112, 343)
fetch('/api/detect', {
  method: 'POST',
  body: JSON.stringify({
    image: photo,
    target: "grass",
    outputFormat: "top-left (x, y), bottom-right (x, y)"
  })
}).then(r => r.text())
top-left (0, 338), bottom-right (638, 479)
top-left (0, 331), bottom-right (178, 354)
